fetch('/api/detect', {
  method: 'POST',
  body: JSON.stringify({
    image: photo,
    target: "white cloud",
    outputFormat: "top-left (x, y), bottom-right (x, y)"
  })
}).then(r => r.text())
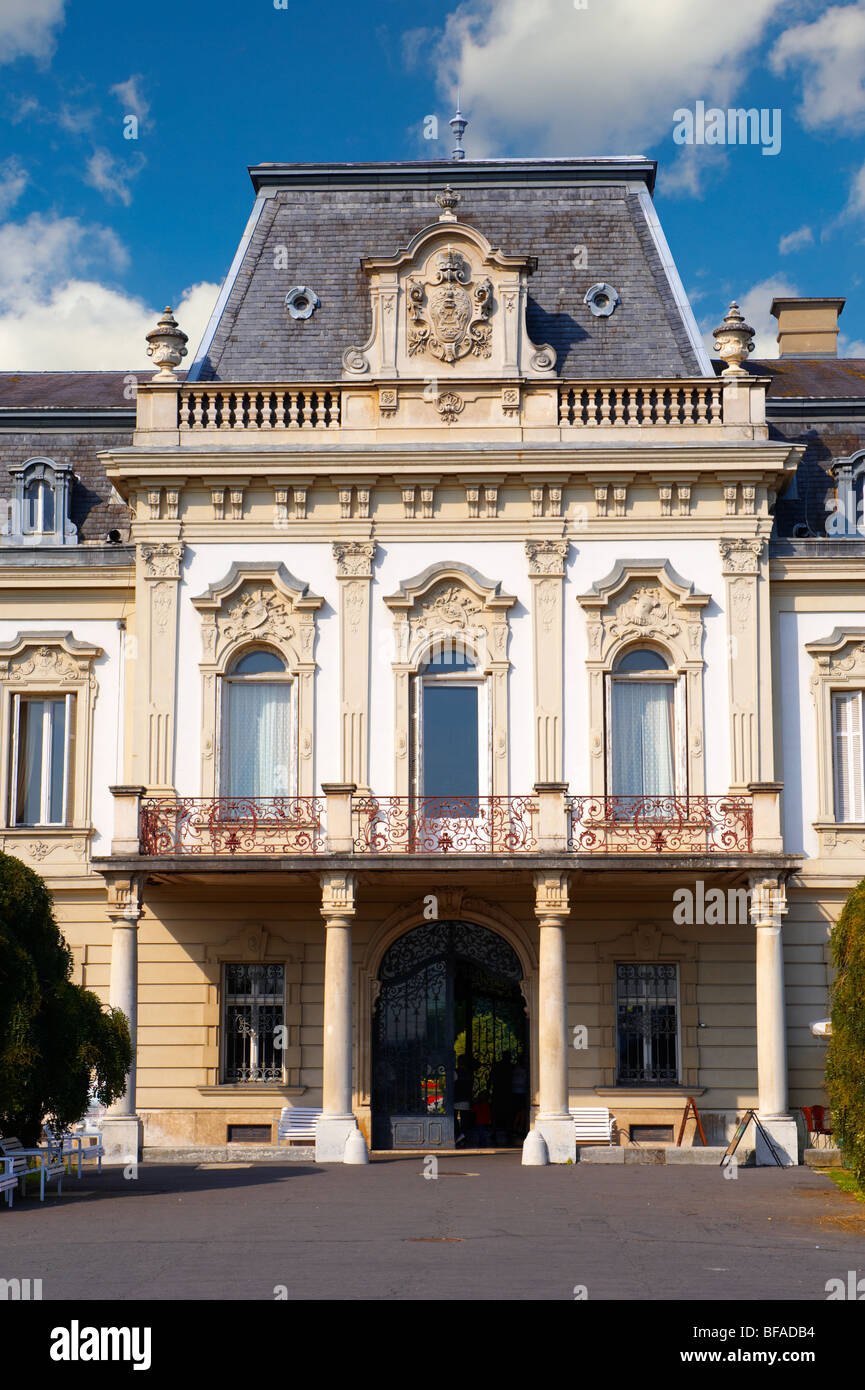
top-left (110, 74), bottom-right (150, 126)
top-left (778, 224), bottom-right (813, 255)
top-left (770, 3), bottom-right (865, 133)
top-left (700, 276), bottom-right (799, 358)
top-left (0, 158), bottom-right (28, 217)
top-left (0, 0), bottom-right (65, 65)
top-left (839, 334), bottom-right (865, 356)
top-left (0, 210), bottom-right (218, 369)
top-left (84, 148), bottom-right (145, 206)
top-left (846, 159), bottom-right (865, 221)
top-left (428, 0), bottom-right (788, 176)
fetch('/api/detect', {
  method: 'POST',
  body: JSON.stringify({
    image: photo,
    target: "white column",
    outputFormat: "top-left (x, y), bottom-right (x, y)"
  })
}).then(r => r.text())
top-left (750, 876), bottom-right (798, 1165)
top-left (524, 872), bottom-right (575, 1164)
top-left (316, 872), bottom-right (368, 1163)
top-left (101, 875), bottom-right (145, 1165)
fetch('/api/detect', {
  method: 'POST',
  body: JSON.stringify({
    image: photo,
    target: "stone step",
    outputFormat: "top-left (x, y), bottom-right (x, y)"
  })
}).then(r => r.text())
top-left (804, 1147), bottom-right (843, 1168)
top-left (143, 1145), bottom-right (313, 1163)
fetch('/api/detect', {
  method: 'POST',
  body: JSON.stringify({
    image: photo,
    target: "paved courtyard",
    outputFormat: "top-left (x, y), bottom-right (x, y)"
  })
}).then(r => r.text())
top-left (2, 1155), bottom-right (863, 1301)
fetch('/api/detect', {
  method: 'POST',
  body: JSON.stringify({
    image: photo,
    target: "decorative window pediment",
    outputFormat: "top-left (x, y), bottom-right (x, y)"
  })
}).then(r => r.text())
top-left (191, 563), bottom-right (323, 797)
top-left (577, 562), bottom-right (710, 796)
top-left (384, 563), bottom-right (516, 795)
top-left (1, 458), bottom-right (78, 548)
top-left (342, 211), bottom-right (555, 381)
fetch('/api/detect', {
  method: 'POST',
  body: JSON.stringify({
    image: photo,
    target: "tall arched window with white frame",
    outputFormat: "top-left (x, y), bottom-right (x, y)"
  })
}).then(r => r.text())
top-left (220, 648), bottom-right (294, 799)
top-left (412, 638), bottom-right (488, 814)
top-left (607, 647), bottom-right (684, 800)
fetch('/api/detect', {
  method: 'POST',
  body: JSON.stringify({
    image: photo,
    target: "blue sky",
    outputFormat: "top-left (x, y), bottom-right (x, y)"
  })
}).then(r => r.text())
top-left (0, 0), bottom-right (863, 367)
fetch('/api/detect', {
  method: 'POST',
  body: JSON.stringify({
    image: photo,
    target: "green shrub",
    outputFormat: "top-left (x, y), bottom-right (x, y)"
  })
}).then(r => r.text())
top-left (0, 852), bottom-right (132, 1145)
top-left (825, 877), bottom-right (865, 1190)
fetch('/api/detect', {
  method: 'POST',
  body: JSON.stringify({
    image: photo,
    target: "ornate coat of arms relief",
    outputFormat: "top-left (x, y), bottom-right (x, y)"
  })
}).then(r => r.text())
top-left (406, 248), bottom-right (493, 364)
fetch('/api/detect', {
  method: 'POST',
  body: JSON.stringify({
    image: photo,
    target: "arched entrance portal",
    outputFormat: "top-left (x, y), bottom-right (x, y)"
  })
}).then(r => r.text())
top-left (372, 920), bottom-right (528, 1150)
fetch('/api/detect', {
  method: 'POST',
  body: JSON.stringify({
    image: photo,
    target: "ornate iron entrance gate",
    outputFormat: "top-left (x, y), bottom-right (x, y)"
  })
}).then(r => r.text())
top-left (372, 920), bottom-right (527, 1150)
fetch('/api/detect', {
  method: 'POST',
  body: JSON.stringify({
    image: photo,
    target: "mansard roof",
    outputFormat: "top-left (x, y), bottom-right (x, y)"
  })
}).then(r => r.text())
top-left (190, 157), bottom-right (709, 383)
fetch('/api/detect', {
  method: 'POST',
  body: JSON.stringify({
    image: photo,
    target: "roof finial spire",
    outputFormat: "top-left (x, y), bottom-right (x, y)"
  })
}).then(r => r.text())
top-left (450, 92), bottom-right (467, 161)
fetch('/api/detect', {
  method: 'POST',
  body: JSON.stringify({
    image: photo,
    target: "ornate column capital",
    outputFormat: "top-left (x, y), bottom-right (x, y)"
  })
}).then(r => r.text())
top-left (534, 870), bottom-right (569, 919)
top-left (321, 871), bottom-right (358, 921)
top-left (525, 539), bottom-right (569, 577)
top-left (333, 541), bottom-right (377, 578)
top-left (139, 541), bottom-right (184, 580)
top-left (105, 872), bottom-right (147, 927)
top-left (719, 537), bottom-right (764, 575)
top-left (748, 874), bottom-right (787, 926)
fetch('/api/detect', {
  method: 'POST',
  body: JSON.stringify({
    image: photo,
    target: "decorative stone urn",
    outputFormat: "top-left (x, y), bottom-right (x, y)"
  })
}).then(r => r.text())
top-left (712, 301), bottom-right (755, 376)
top-left (146, 306), bottom-right (188, 381)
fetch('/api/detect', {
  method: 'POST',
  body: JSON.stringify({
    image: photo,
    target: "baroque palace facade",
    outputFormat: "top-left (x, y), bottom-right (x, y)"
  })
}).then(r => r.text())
top-left (1, 155), bottom-right (862, 1164)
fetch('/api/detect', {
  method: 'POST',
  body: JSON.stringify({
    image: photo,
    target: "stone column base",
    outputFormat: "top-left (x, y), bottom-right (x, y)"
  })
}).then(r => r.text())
top-left (101, 1116), bottom-right (142, 1167)
top-left (756, 1115), bottom-right (799, 1166)
top-left (315, 1115), bottom-right (366, 1164)
top-left (532, 1116), bottom-right (576, 1164)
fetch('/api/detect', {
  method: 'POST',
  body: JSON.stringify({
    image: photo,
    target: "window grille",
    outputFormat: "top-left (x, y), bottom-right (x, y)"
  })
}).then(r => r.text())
top-left (223, 963), bottom-right (285, 1083)
top-left (616, 963), bottom-right (679, 1085)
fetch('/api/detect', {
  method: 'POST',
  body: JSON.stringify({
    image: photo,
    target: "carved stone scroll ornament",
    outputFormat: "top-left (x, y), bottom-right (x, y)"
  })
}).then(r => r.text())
top-left (140, 541), bottom-right (184, 580)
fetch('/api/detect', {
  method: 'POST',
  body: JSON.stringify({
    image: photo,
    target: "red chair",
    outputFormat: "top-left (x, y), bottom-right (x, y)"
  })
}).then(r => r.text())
top-left (811, 1105), bottom-right (832, 1136)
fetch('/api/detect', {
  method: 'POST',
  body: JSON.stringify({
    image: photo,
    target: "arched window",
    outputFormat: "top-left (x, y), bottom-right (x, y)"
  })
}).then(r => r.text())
top-left (221, 648), bottom-right (293, 798)
top-left (413, 641), bottom-right (486, 809)
top-left (24, 477), bottom-right (55, 533)
top-left (608, 647), bottom-right (680, 798)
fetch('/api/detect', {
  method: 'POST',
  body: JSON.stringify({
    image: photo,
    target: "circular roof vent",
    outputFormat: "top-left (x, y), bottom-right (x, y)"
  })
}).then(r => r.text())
top-left (584, 282), bottom-right (621, 318)
top-left (285, 285), bottom-right (320, 320)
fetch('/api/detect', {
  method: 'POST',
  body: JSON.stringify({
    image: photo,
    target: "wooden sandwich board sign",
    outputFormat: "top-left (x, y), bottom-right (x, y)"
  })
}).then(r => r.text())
top-left (675, 1096), bottom-right (707, 1147)
top-left (721, 1109), bottom-right (784, 1167)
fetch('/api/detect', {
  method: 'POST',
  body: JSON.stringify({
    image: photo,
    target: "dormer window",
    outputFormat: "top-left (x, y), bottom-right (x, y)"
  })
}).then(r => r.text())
top-left (2, 458), bottom-right (77, 547)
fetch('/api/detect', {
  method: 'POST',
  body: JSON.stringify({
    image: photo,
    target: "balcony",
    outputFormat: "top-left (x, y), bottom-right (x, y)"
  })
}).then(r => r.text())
top-left (131, 790), bottom-right (757, 858)
top-left (131, 374), bottom-right (770, 447)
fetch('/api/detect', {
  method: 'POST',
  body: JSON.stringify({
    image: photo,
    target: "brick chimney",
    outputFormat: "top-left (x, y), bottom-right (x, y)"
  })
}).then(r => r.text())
top-left (770, 297), bottom-right (845, 357)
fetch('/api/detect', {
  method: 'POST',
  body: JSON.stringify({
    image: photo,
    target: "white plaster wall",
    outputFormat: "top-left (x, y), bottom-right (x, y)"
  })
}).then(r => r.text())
top-left (0, 616), bottom-right (123, 851)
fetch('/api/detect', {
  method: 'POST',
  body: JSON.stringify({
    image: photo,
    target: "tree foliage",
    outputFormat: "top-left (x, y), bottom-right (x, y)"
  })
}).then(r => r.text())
top-left (825, 877), bottom-right (865, 1189)
top-left (0, 852), bottom-right (131, 1145)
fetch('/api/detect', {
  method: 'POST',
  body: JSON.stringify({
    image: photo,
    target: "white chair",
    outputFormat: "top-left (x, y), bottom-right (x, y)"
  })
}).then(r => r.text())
top-left (569, 1107), bottom-right (615, 1145)
top-left (0, 1157), bottom-right (17, 1208)
top-left (0, 1136), bottom-right (65, 1200)
top-left (277, 1107), bottom-right (321, 1144)
top-left (44, 1125), bottom-right (105, 1178)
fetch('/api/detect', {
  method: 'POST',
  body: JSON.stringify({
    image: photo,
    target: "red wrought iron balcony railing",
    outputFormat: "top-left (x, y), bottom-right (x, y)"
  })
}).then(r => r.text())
top-left (135, 792), bottom-right (754, 856)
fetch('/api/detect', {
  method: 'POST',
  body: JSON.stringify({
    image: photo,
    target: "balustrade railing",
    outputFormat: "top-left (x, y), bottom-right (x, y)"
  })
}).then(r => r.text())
top-left (558, 381), bottom-right (723, 428)
top-left (139, 796), bottom-right (326, 855)
top-left (135, 793), bottom-right (754, 856)
top-left (353, 796), bottom-right (538, 854)
top-left (178, 386), bottom-right (340, 431)
top-left (567, 795), bottom-right (753, 853)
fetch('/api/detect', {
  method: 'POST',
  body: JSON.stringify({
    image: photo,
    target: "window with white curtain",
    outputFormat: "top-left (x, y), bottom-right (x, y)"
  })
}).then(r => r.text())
top-left (10, 694), bottom-right (75, 825)
top-left (24, 478), bottom-right (55, 534)
top-left (221, 649), bottom-right (293, 798)
top-left (832, 690), bottom-right (864, 822)
top-left (413, 641), bottom-right (485, 810)
top-left (608, 648), bottom-right (678, 798)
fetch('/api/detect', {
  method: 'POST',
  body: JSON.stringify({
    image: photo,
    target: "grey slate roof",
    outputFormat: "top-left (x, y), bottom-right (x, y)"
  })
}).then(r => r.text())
top-left (194, 161), bottom-right (703, 382)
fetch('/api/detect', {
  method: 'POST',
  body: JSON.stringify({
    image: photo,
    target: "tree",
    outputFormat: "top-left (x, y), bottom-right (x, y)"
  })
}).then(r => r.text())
top-left (825, 876), bottom-right (865, 1189)
top-left (0, 852), bottom-right (131, 1146)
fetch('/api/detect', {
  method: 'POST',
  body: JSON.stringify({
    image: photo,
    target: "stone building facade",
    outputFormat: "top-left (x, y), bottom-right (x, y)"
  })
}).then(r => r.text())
top-left (1, 157), bottom-right (860, 1165)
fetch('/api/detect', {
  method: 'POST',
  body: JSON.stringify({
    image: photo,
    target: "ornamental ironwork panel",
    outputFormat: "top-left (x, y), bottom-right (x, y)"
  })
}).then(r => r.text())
top-left (353, 796), bottom-right (537, 853)
top-left (139, 796), bottom-right (326, 855)
top-left (615, 963), bottom-right (679, 1085)
top-left (372, 921), bottom-right (527, 1151)
top-left (223, 962), bottom-right (285, 1083)
top-left (568, 795), bottom-right (753, 853)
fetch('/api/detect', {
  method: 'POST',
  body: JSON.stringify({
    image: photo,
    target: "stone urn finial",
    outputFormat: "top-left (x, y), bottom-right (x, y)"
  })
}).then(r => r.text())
top-left (435, 184), bottom-right (461, 223)
top-left (712, 301), bottom-right (755, 376)
top-left (146, 306), bottom-right (188, 381)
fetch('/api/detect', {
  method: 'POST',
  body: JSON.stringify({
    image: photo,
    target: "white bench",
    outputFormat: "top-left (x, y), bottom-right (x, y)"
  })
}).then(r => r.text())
top-left (277, 1107), bottom-right (321, 1144)
top-left (0, 1157), bottom-right (17, 1208)
top-left (0, 1136), bottom-right (65, 1200)
top-left (44, 1125), bottom-right (105, 1178)
top-left (569, 1107), bottom-right (615, 1145)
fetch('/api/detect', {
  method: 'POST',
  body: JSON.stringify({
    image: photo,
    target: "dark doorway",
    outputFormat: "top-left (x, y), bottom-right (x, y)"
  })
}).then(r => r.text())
top-left (372, 920), bottom-right (528, 1150)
